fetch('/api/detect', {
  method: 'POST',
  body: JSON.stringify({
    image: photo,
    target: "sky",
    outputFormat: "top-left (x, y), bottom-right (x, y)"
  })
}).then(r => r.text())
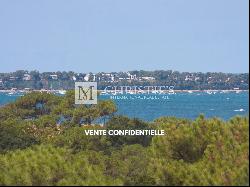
top-left (0, 0), bottom-right (249, 73)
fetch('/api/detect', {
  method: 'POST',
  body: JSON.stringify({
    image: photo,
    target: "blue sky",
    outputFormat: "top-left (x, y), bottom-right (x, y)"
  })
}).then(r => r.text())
top-left (0, 0), bottom-right (249, 73)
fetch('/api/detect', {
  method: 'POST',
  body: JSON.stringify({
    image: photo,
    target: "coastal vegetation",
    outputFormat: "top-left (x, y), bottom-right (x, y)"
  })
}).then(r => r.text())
top-left (0, 70), bottom-right (249, 90)
top-left (0, 92), bottom-right (249, 186)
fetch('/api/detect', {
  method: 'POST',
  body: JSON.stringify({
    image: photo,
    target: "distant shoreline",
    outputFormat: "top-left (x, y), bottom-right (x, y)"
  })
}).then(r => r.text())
top-left (0, 89), bottom-right (249, 94)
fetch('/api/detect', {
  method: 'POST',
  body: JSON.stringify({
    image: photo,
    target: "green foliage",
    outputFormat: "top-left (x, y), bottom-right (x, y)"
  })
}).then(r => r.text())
top-left (105, 144), bottom-right (155, 185)
top-left (0, 92), bottom-right (248, 186)
top-left (0, 92), bottom-right (62, 120)
top-left (106, 115), bottom-right (153, 147)
top-left (0, 119), bottom-right (38, 153)
top-left (52, 90), bottom-right (117, 126)
top-left (0, 145), bottom-right (121, 186)
top-left (149, 116), bottom-right (249, 186)
top-left (53, 126), bottom-right (111, 153)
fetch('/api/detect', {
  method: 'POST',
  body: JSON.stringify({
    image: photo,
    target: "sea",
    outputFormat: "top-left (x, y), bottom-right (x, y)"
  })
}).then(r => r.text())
top-left (0, 91), bottom-right (249, 121)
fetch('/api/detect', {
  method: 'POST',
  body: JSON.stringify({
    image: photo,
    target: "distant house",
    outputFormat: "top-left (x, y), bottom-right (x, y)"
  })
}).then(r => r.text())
top-left (195, 77), bottom-right (200, 81)
top-left (11, 88), bottom-right (18, 91)
top-left (9, 76), bottom-right (18, 81)
top-left (207, 76), bottom-right (213, 80)
top-left (0, 79), bottom-right (3, 87)
top-left (225, 77), bottom-right (230, 82)
top-left (110, 75), bottom-right (115, 82)
top-left (23, 74), bottom-right (31, 81)
top-left (130, 74), bottom-right (137, 80)
top-left (103, 73), bottom-right (111, 76)
top-left (50, 74), bottom-right (58, 80)
top-left (185, 76), bottom-right (193, 81)
top-left (84, 74), bottom-right (90, 81)
top-left (126, 72), bottom-right (131, 76)
top-left (24, 88), bottom-right (32, 91)
top-left (141, 76), bottom-right (155, 81)
top-left (93, 74), bottom-right (96, 81)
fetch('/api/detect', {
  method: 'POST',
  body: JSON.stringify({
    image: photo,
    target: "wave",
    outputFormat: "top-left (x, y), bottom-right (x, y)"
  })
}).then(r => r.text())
top-left (234, 109), bottom-right (245, 112)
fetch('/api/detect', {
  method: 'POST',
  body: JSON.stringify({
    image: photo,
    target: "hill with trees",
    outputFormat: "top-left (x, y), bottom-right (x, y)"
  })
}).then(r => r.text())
top-left (0, 70), bottom-right (248, 90)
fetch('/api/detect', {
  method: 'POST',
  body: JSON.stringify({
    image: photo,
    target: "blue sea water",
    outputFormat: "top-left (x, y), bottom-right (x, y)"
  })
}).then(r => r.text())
top-left (0, 92), bottom-right (249, 121)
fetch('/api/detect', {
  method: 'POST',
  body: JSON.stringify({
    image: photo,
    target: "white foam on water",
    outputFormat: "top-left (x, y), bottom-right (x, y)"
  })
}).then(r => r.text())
top-left (234, 109), bottom-right (245, 112)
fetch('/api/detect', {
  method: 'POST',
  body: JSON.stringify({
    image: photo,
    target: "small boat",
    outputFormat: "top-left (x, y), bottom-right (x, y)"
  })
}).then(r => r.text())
top-left (8, 88), bottom-right (17, 96)
top-left (8, 92), bottom-right (14, 96)
top-left (58, 90), bottom-right (66, 95)
top-left (206, 91), bottom-right (212, 95)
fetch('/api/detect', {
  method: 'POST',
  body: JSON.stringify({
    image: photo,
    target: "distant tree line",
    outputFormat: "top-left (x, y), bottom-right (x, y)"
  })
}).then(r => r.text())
top-left (0, 70), bottom-right (248, 90)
